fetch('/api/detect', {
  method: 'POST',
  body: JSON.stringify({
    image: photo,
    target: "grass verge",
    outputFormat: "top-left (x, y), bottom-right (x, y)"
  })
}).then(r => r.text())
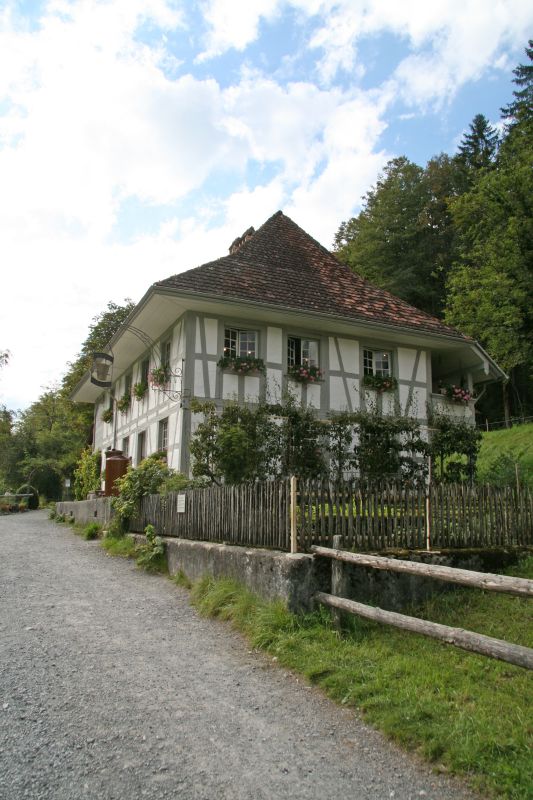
top-left (189, 558), bottom-right (533, 800)
top-left (101, 535), bottom-right (138, 558)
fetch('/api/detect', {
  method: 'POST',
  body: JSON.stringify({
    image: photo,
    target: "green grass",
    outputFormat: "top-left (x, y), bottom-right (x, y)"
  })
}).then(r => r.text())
top-left (477, 423), bottom-right (533, 488)
top-left (100, 535), bottom-right (138, 558)
top-left (190, 559), bottom-right (533, 800)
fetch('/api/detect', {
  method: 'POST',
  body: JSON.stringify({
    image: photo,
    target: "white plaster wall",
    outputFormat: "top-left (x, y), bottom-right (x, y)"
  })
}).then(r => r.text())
top-left (207, 362), bottom-right (217, 398)
top-left (287, 381), bottom-right (301, 403)
top-left (398, 384), bottom-right (410, 415)
top-left (194, 360), bottom-right (205, 397)
top-left (397, 347), bottom-right (417, 380)
top-left (222, 373), bottom-right (239, 400)
top-left (382, 391), bottom-right (396, 416)
top-left (329, 376), bottom-right (347, 411)
top-left (339, 338), bottom-right (358, 373)
top-left (416, 351), bottom-right (427, 383)
top-left (204, 318), bottom-right (218, 354)
top-left (244, 375), bottom-right (260, 401)
top-left (307, 383), bottom-right (321, 410)
top-left (328, 338), bottom-right (340, 371)
top-left (266, 368), bottom-right (282, 403)
top-left (267, 327), bottom-right (282, 363)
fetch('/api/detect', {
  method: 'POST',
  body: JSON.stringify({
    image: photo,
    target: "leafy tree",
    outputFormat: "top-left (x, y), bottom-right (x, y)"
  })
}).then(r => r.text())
top-left (334, 155), bottom-right (464, 316)
top-left (73, 448), bottom-right (102, 500)
top-left (456, 113), bottom-right (499, 171)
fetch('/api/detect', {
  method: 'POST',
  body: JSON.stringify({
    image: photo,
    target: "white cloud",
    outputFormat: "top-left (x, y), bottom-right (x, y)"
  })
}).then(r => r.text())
top-left (197, 0), bottom-right (283, 61)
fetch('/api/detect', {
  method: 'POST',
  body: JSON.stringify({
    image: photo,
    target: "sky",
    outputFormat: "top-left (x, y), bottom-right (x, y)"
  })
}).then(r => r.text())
top-left (1, 0), bottom-right (531, 411)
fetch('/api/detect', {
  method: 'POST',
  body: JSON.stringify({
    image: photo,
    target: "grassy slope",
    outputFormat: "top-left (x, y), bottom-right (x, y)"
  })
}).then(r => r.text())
top-left (191, 558), bottom-right (533, 800)
top-left (477, 423), bottom-right (533, 488)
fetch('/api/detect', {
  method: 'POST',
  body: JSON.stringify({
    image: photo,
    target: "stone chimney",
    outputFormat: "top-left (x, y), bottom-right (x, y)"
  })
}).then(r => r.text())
top-left (229, 226), bottom-right (255, 254)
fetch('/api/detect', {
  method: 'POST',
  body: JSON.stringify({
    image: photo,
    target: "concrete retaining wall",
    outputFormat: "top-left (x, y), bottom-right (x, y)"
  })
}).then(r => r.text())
top-left (130, 533), bottom-right (530, 614)
top-left (56, 498), bottom-right (114, 526)
top-left (130, 534), bottom-right (329, 613)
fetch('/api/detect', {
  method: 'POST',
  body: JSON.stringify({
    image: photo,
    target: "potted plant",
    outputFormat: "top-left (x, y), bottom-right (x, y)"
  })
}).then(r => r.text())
top-left (133, 381), bottom-right (148, 401)
top-left (117, 393), bottom-right (131, 414)
top-left (217, 355), bottom-right (266, 375)
top-left (287, 364), bottom-right (324, 384)
top-left (101, 407), bottom-right (113, 424)
top-left (362, 374), bottom-right (398, 393)
top-left (150, 365), bottom-right (171, 388)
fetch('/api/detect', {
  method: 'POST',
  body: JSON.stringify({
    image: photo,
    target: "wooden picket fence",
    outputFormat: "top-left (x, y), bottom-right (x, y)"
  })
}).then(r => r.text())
top-left (130, 480), bottom-right (290, 550)
top-left (297, 480), bottom-right (533, 551)
top-left (129, 479), bottom-right (533, 553)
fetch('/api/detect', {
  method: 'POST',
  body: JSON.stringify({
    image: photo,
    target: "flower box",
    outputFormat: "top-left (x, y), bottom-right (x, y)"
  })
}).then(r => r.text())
top-left (217, 355), bottom-right (266, 375)
top-left (362, 374), bottom-right (398, 393)
top-left (287, 364), bottom-right (324, 384)
top-left (438, 383), bottom-right (473, 403)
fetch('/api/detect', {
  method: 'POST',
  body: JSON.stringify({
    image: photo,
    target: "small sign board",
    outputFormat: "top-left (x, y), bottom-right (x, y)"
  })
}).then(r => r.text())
top-left (177, 493), bottom-right (186, 513)
top-left (64, 479), bottom-right (71, 488)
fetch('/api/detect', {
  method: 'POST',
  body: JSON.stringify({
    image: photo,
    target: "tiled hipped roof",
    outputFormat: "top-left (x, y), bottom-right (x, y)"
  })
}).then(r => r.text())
top-left (155, 211), bottom-right (466, 340)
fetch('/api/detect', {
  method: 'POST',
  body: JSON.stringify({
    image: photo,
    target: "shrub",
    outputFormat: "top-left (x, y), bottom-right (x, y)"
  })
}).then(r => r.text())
top-left (73, 448), bottom-right (102, 500)
top-left (48, 508), bottom-right (57, 520)
top-left (83, 522), bottom-right (101, 540)
top-left (135, 524), bottom-right (166, 573)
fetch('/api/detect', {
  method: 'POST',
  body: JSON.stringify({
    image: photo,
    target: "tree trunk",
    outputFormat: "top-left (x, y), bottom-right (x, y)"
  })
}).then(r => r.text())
top-left (503, 380), bottom-right (511, 428)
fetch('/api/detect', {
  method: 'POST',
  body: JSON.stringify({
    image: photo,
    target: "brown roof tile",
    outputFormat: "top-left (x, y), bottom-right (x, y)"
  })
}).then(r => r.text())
top-left (155, 211), bottom-right (466, 339)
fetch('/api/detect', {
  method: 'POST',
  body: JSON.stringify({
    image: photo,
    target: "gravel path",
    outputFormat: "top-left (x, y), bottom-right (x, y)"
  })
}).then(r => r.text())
top-left (0, 511), bottom-right (476, 800)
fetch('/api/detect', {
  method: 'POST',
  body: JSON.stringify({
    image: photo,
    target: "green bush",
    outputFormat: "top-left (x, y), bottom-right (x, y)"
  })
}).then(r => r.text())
top-left (48, 508), bottom-right (57, 520)
top-left (83, 522), bottom-right (101, 540)
top-left (112, 454), bottom-right (195, 525)
top-left (73, 448), bottom-right (101, 500)
top-left (135, 524), bottom-right (167, 573)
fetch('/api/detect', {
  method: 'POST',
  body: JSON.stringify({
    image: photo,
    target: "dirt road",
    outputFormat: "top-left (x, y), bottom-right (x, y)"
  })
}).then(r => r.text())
top-left (0, 511), bottom-right (475, 800)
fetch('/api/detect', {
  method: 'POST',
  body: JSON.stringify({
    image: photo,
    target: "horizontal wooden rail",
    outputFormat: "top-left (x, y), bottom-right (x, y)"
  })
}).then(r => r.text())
top-left (316, 592), bottom-right (533, 670)
top-left (311, 546), bottom-right (533, 599)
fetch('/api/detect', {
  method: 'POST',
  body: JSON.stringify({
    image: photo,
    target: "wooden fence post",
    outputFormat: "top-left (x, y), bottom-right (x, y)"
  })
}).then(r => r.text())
top-left (290, 476), bottom-right (298, 554)
top-left (331, 534), bottom-right (346, 631)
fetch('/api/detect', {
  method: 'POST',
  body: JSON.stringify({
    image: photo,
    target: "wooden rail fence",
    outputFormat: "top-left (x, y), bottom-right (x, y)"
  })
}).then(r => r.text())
top-left (315, 536), bottom-right (533, 670)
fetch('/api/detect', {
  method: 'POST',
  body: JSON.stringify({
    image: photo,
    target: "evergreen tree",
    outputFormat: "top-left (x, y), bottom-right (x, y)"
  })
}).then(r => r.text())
top-left (456, 113), bottom-right (499, 171)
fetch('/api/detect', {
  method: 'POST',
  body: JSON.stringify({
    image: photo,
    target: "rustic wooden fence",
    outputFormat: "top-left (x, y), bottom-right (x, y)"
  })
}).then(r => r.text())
top-left (130, 480), bottom-right (290, 550)
top-left (314, 536), bottom-right (533, 670)
top-left (297, 480), bottom-right (533, 552)
top-left (129, 479), bottom-right (533, 553)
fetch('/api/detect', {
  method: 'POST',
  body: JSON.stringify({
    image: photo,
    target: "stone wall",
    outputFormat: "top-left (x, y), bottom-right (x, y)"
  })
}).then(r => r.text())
top-left (56, 498), bottom-right (114, 527)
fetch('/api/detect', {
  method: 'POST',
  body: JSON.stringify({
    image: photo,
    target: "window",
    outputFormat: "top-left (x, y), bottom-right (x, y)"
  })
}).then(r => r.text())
top-left (161, 339), bottom-right (171, 368)
top-left (122, 436), bottom-right (129, 458)
top-left (124, 373), bottom-right (132, 395)
top-left (158, 418), bottom-right (169, 451)
top-left (140, 358), bottom-right (149, 385)
top-left (287, 337), bottom-right (318, 367)
top-left (224, 328), bottom-right (257, 358)
top-left (137, 431), bottom-right (146, 465)
top-left (363, 348), bottom-right (391, 377)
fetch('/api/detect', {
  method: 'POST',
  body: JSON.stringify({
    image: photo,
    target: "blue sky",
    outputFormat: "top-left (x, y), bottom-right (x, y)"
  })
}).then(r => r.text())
top-left (0, 0), bottom-right (531, 409)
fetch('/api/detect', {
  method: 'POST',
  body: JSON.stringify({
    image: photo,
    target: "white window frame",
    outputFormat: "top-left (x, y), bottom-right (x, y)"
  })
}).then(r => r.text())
top-left (158, 418), bottom-right (169, 452)
top-left (223, 328), bottom-right (257, 358)
top-left (287, 336), bottom-right (318, 367)
top-left (363, 348), bottom-right (392, 377)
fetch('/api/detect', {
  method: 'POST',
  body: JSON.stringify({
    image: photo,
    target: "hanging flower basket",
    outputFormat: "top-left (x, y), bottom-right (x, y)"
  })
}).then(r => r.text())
top-left (287, 364), bottom-right (324, 384)
top-left (363, 374), bottom-right (398, 393)
top-left (101, 408), bottom-right (113, 424)
top-left (117, 393), bottom-right (131, 414)
top-left (217, 355), bottom-right (266, 375)
top-left (439, 383), bottom-right (473, 403)
top-left (133, 382), bottom-right (148, 401)
top-left (150, 365), bottom-right (171, 388)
